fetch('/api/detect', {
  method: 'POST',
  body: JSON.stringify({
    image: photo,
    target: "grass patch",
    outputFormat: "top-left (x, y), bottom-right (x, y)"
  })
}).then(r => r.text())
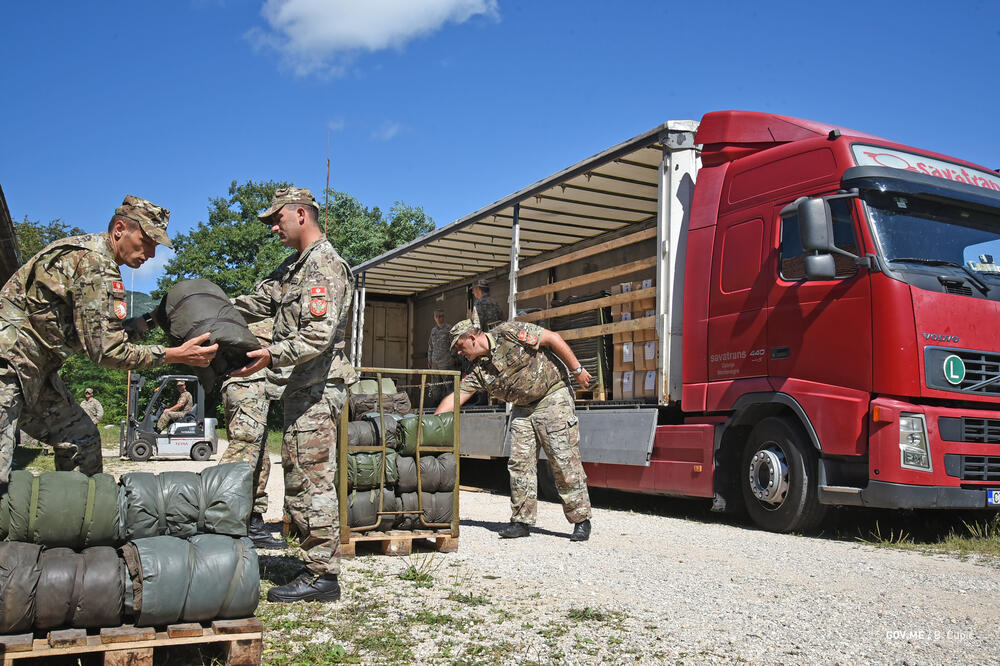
top-left (447, 591), bottom-right (490, 606)
top-left (398, 553), bottom-right (442, 588)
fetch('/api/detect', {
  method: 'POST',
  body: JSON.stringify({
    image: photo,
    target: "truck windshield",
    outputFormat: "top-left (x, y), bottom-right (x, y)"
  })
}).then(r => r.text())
top-left (863, 189), bottom-right (1000, 278)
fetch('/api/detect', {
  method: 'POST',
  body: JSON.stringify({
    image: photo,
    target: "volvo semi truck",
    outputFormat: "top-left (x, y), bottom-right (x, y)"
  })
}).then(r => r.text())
top-left (349, 110), bottom-right (1000, 533)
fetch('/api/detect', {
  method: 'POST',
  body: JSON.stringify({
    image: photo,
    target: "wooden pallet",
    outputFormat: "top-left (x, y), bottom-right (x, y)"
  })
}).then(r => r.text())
top-left (0, 618), bottom-right (262, 665)
top-left (574, 386), bottom-right (606, 401)
top-left (341, 529), bottom-right (458, 557)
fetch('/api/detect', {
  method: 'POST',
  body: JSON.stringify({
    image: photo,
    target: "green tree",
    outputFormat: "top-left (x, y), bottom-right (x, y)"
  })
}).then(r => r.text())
top-left (322, 190), bottom-right (434, 265)
top-left (14, 216), bottom-right (85, 261)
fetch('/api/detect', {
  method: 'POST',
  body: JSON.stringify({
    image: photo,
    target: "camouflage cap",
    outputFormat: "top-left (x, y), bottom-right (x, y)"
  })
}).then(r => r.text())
top-left (449, 319), bottom-right (476, 349)
top-left (258, 187), bottom-right (319, 221)
top-left (84, 387), bottom-right (94, 395)
top-left (115, 195), bottom-right (172, 249)
top-left (433, 308), bottom-right (444, 317)
top-left (473, 279), bottom-right (489, 289)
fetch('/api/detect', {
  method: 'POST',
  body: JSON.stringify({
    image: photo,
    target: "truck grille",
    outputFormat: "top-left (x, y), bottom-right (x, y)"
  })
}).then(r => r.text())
top-left (938, 417), bottom-right (1000, 443)
top-left (944, 454), bottom-right (1000, 481)
top-left (925, 347), bottom-right (1000, 396)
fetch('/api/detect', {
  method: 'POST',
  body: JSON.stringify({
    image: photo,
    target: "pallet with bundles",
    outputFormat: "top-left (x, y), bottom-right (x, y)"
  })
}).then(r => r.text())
top-left (338, 367), bottom-right (461, 557)
top-left (0, 618), bottom-right (262, 666)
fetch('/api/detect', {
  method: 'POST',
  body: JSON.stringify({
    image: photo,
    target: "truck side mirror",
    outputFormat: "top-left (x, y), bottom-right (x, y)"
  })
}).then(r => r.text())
top-left (796, 197), bottom-right (835, 252)
top-left (804, 254), bottom-right (836, 280)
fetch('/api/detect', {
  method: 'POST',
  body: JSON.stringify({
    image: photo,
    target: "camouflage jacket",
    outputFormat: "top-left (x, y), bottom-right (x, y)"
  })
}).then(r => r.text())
top-left (473, 296), bottom-right (504, 331)
top-left (0, 233), bottom-right (165, 403)
top-left (81, 397), bottom-right (104, 424)
top-left (234, 237), bottom-right (356, 397)
top-left (427, 323), bottom-right (456, 370)
top-left (459, 322), bottom-right (567, 406)
top-left (174, 390), bottom-right (193, 413)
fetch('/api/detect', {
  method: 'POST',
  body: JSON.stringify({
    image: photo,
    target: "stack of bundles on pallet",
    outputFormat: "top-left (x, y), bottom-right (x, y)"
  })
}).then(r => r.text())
top-left (550, 291), bottom-right (611, 394)
top-left (394, 413), bottom-right (456, 530)
top-left (0, 462), bottom-right (252, 547)
top-left (348, 377), bottom-right (411, 420)
top-left (0, 536), bottom-right (259, 633)
top-left (346, 412), bottom-right (403, 529)
top-left (0, 462), bottom-right (259, 633)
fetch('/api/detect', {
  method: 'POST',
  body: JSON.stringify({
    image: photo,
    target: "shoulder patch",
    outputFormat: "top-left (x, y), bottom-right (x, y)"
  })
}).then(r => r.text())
top-left (114, 300), bottom-right (128, 319)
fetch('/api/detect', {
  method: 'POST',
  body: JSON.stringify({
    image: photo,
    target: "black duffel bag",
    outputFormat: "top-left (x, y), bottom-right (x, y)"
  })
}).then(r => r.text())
top-left (347, 488), bottom-right (400, 531)
top-left (155, 278), bottom-right (261, 390)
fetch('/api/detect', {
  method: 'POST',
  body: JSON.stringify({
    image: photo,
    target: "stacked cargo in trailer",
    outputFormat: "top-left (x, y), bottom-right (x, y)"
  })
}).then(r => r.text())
top-left (351, 110), bottom-right (1000, 533)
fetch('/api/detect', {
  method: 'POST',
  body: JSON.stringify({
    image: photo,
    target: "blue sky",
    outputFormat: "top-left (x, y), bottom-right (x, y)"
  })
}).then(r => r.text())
top-left (2, 0), bottom-right (998, 293)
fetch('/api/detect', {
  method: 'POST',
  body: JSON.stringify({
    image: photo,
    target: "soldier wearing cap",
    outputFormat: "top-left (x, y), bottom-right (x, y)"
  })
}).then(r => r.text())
top-left (425, 308), bottom-right (456, 406)
top-left (156, 380), bottom-right (194, 432)
top-left (231, 186), bottom-right (356, 603)
top-left (435, 319), bottom-right (594, 541)
top-left (0, 195), bottom-right (217, 484)
top-left (470, 279), bottom-right (503, 331)
top-left (80, 388), bottom-right (104, 425)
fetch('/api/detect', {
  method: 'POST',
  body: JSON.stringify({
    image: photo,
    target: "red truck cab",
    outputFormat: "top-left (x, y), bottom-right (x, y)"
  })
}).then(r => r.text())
top-left (671, 111), bottom-right (1000, 531)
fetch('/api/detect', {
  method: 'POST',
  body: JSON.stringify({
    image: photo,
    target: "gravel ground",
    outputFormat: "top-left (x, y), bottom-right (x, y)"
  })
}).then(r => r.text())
top-left (106, 444), bottom-right (1000, 665)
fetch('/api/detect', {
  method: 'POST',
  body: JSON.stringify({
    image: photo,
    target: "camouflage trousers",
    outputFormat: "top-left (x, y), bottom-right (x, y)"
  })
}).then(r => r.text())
top-left (508, 386), bottom-right (591, 525)
top-left (219, 379), bottom-right (270, 514)
top-left (156, 409), bottom-right (190, 432)
top-left (281, 380), bottom-right (347, 576)
top-left (0, 363), bottom-right (102, 484)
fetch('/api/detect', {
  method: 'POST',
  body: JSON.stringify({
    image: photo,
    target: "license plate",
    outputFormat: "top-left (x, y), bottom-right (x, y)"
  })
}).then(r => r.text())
top-left (988, 490), bottom-right (1000, 506)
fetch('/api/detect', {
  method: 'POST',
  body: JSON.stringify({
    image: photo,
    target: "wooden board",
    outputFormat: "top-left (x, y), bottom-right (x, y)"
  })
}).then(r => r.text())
top-left (1, 618), bottom-right (262, 666)
top-left (516, 287), bottom-right (656, 323)
top-left (517, 227), bottom-right (657, 277)
top-left (515, 256), bottom-right (656, 301)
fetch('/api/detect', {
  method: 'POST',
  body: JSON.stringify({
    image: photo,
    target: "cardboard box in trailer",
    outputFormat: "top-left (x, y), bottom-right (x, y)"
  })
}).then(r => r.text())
top-left (349, 110), bottom-right (1000, 533)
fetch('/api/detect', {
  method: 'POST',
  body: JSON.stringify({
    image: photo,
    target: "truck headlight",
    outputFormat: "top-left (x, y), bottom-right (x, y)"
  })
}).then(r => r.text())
top-left (899, 413), bottom-right (932, 471)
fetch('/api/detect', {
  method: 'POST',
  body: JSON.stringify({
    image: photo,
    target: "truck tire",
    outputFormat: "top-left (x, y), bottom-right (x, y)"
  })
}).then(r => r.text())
top-left (741, 416), bottom-right (827, 533)
top-left (128, 438), bottom-right (153, 463)
top-left (190, 442), bottom-right (212, 462)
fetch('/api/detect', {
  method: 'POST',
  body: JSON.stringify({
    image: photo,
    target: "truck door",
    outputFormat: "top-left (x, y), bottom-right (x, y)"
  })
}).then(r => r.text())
top-left (707, 213), bottom-right (770, 381)
top-left (766, 196), bottom-right (873, 412)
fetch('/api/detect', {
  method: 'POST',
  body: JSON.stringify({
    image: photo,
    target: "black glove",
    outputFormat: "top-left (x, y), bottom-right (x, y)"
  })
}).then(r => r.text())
top-left (123, 311), bottom-right (158, 337)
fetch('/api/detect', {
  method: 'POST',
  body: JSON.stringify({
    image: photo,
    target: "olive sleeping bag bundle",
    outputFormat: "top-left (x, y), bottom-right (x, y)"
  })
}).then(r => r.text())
top-left (118, 462), bottom-right (252, 541)
top-left (121, 534), bottom-right (259, 627)
top-left (155, 278), bottom-right (261, 391)
top-left (0, 542), bottom-right (123, 634)
top-left (0, 470), bottom-right (121, 547)
top-left (396, 491), bottom-right (454, 530)
top-left (348, 391), bottom-right (411, 420)
top-left (396, 412), bottom-right (455, 456)
top-left (396, 452), bottom-right (456, 493)
top-left (347, 450), bottom-right (399, 490)
top-left (346, 487), bottom-right (400, 531)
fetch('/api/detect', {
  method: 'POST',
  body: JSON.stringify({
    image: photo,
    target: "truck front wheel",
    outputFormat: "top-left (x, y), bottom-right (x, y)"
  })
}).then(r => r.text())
top-left (741, 416), bottom-right (826, 533)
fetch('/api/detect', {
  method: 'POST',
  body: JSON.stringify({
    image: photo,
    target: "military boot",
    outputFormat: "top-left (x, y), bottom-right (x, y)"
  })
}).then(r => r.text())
top-left (570, 519), bottom-right (591, 542)
top-left (267, 572), bottom-right (341, 603)
top-left (499, 521), bottom-right (530, 538)
top-left (248, 513), bottom-right (286, 550)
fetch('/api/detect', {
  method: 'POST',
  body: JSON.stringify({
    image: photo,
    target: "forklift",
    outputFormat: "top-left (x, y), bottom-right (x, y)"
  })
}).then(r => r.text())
top-left (119, 373), bottom-right (218, 462)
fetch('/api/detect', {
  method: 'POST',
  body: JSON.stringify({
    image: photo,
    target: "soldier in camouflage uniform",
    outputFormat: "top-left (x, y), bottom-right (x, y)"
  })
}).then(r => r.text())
top-left (80, 388), bottom-right (104, 425)
top-left (219, 317), bottom-right (285, 549)
top-left (435, 319), bottom-right (594, 541)
top-left (426, 308), bottom-right (456, 407)
top-left (0, 195), bottom-right (218, 484)
top-left (155, 380), bottom-right (193, 431)
top-left (470, 279), bottom-right (504, 331)
top-left (232, 187), bottom-right (356, 603)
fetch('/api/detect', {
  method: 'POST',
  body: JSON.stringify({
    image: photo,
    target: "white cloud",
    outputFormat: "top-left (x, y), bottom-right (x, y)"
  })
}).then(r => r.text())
top-left (250, 0), bottom-right (499, 75)
top-left (372, 121), bottom-right (402, 141)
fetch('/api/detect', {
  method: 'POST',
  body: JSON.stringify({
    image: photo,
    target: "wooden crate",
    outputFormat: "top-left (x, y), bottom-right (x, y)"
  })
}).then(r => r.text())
top-left (341, 528), bottom-right (458, 557)
top-left (0, 618), bottom-right (262, 666)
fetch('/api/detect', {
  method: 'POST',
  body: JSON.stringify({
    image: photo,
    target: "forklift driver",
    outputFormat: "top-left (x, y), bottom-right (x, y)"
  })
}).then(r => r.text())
top-left (156, 380), bottom-right (194, 432)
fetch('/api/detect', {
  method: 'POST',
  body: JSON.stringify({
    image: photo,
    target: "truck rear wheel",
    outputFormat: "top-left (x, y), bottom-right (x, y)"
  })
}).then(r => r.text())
top-left (741, 416), bottom-right (826, 533)
top-left (190, 442), bottom-right (212, 462)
